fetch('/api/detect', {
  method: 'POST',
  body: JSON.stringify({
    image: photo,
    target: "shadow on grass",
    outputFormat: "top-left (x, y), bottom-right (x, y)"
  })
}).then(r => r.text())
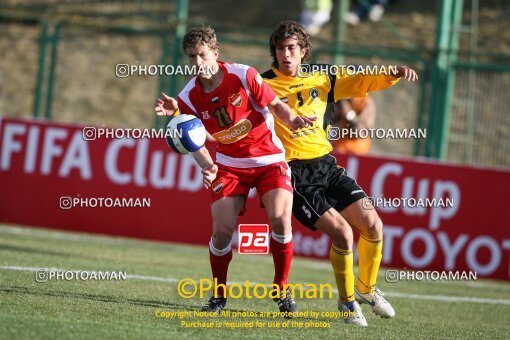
top-left (0, 243), bottom-right (78, 258)
top-left (0, 285), bottom-right (194, 311)
top-left (0, 243), bottom-right (122, 263)
top-left (1, 285), bottom-right (326, 322)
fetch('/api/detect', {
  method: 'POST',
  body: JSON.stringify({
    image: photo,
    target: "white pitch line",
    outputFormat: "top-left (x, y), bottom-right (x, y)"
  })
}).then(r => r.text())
top-left (0, 266), bottom-right (179, 283)
top-left (294, 261), bottom-right (510, 290)
top-left (1, 265), bottom-right (509, 306)
top-left (381, 291), bottom-right (510, 305)
top-left (127, 274), bottom-right (179, 283)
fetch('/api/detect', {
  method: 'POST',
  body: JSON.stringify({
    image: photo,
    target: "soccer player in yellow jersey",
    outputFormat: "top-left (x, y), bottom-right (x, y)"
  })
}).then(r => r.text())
top-left (261, 21), bottom-right (418, 327)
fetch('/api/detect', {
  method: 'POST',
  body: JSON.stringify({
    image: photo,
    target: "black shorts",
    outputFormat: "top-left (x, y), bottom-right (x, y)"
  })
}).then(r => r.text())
top-left (289, 154), bottom-right (367, 231)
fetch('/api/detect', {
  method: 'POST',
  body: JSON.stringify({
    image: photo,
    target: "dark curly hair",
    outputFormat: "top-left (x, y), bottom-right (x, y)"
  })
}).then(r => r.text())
top-left (269, 21), bottom-right (312, 68)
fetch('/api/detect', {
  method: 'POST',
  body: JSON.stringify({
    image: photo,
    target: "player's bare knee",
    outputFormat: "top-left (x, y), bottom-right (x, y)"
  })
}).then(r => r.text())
top-left (362, 218), bottom-right (383, 240)
top-left (269, 215), bottom-right (291, 235)
top-left (212, 223), bottom-right (234, 248)
top-left (323, 218), bottom-right (352, 249)
top-left (330, 224), bottom-right (353, 249)
top-left (212, 231), bottom-right (233, 249)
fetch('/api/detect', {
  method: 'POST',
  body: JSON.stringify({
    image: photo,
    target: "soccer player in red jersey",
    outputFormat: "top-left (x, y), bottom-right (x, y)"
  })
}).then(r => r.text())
top-left (155, 26), bottom-right (315, 313)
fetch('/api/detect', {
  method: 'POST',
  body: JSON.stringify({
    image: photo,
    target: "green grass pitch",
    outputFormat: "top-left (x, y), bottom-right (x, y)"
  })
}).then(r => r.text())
top-left (0, 224), bottom-right (509, 339)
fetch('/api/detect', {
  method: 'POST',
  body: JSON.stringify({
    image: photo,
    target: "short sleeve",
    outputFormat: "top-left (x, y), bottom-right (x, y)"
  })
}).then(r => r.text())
top-left (246, 67), bottom-right (277, 108)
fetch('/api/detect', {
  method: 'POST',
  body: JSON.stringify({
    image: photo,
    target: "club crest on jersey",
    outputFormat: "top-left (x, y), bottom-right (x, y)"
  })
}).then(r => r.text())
top-left (229, 93), bottom-right (242, 107)
top-left (310, 88), bottom-right (319, 100)
top-left (211, 96), bottom-right (219, 103)
top-left (212, 179), bottom-right (224, 193)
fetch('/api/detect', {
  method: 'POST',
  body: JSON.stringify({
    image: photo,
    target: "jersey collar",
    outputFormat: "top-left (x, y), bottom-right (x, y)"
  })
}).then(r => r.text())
top-left (272, 67), bottom-right (299, 81)
top-left (195, 61), bottom-right (227, 95)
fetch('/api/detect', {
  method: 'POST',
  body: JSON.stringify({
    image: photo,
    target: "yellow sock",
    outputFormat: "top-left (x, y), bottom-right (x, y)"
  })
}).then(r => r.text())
top-left (357, 235), bottom-right (383, 294)
top-left (330, 245), bottom-right (355, 303)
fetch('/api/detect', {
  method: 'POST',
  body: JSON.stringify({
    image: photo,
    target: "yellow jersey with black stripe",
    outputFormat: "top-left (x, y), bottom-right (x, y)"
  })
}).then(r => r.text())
top-left (261, 66), bottom-right (400, 161)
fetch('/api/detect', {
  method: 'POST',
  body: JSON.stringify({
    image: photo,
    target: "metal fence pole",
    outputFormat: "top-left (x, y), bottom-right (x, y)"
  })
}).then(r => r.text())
top-left (425, 0), bottom-right (457, 158)
top-left (333, 0), bottom-right (348, 65)
top-left (168, 0), bottom-right (188, 98)
top-left (33, 21), bottom-right (48, 118)
top-left (465, 0), bottom-right (479, 163)
top-left (438, 0), bottom-right (463, 159)
top-left (44, 23), bottom-right (61, 120)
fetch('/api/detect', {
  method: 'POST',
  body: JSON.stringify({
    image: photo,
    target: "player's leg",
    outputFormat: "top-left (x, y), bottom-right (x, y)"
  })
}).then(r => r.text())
top-left (260, 188), bottom-right (294, 291)
top-left (339, 200), bottom-right (395, 318)
top-left (325, 159), bottom-right (380, 297)
top-left (340, 200), bottom-right (383, 294)
top-left (257, 162), bottom-right (296, 313)
top-left (290, 156), bottom-right (367, 326)
top-left (314, 211), bottom-right (353, 293)
top-left (201, 195), bottom-right (245, 312)
top-left (202, 165), bottom-right (249, 312)
top-left (328, 163), bottom-right (394, 319)
top-left (313, 207), bottom-right (367, 326)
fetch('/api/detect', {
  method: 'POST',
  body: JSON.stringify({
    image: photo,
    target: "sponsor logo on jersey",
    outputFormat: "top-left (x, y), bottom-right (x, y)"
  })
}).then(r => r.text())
top-left (289, 83), bottom-right (304, 89)
top-left (211, 96), bottom-right (219, 103)
top-left (212, 119), bottom-right (252, 144)
top-left (229, 93), bottom-right (242, 107)
top-left (212, 179), bottom-right (224, 193)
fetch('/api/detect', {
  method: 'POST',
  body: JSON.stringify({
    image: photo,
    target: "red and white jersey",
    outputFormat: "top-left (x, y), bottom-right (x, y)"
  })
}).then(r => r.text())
top-left (177, 61), bottom-right (286, 168)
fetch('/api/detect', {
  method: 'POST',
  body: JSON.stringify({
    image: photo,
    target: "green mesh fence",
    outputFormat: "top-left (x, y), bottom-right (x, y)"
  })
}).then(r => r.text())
top-left (0, 21), bottom-right (42, 118)
top-left (448, 66), bottom-right (510, 168)
top-left (50, 25), bottom-right (167, 128)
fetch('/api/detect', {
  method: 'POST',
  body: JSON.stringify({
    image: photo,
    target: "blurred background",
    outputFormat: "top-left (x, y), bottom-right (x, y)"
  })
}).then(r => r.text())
top-left (1, 0), bottom-right (509, 168)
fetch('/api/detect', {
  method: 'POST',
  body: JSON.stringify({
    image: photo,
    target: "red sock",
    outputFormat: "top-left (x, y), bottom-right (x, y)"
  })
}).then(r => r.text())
top-left (209, 244), bottom-right (233, 298)
top-left (270, 234), bottom-right (293, 289)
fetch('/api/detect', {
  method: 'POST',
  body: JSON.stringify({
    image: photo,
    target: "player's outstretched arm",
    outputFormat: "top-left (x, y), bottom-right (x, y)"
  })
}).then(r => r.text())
top-left (334, 65), bottom-right (418, 100)
top-left (155, 93), bottom-right (179, 116)
top-left (268, 97), bottom-right (317, 130)
top-left (192, 146), bottom-right (217, 189)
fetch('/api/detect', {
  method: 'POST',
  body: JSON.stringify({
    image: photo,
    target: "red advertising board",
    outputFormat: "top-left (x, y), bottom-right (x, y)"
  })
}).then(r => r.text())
top-left (1, 117), bottom-right (509, 280)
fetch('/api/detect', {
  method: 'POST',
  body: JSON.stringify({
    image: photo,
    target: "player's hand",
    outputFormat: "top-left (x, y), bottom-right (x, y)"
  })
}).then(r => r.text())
top-left (393, 66), bottom-right (419, 81)
top-left (289, 115), bottom-right (317, 131)
top-left (202, 164), bottom-right (218, 189)
top-left (155, 93), bottom-right (178, 116)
